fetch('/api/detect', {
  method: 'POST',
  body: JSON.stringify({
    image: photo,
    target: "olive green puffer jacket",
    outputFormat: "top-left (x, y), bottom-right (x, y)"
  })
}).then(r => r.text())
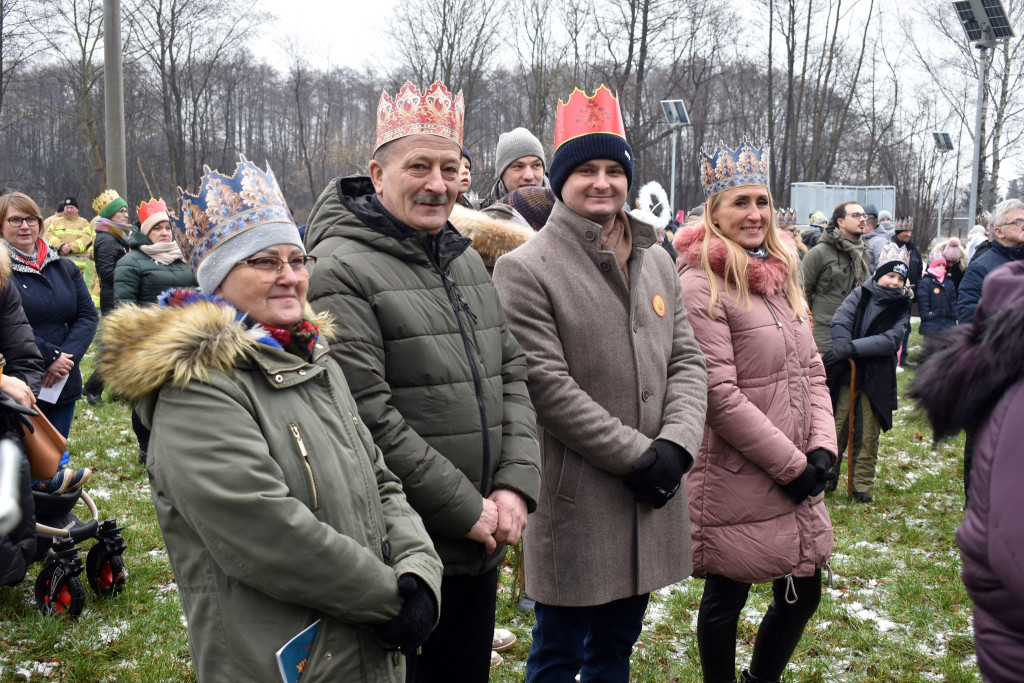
top-left (305, 176), bottom-right (540, 576)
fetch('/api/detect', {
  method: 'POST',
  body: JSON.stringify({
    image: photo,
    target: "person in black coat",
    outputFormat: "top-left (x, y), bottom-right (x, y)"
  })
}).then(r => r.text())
top-left (0, 244), bottom-right (46, 587)
top-left (822, 244), bottom-right (911, 502)
top-left (891, 223), bottom-right (923, 367)
top-left (917, 258), bottom-right (958, 337)
top-left (83, 189), bottom-right (131, 404)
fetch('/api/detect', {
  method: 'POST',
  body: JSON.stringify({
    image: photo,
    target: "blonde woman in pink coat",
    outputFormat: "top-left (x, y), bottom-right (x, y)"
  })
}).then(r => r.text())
top-left (674, 140), bottom-right (837, 683)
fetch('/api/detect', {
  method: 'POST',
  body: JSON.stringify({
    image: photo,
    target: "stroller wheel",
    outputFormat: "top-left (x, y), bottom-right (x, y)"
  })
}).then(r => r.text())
top-left (86, 546), bottom-right (126, 597)
top-left (35, 565), bottom-right (86, 617)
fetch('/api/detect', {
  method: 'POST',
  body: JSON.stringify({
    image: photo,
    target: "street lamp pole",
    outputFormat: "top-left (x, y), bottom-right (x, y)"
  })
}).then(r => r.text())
top-left (967, 30), bottom-right (992, 234)
top-left (669, 128), bottom-right (678, 216)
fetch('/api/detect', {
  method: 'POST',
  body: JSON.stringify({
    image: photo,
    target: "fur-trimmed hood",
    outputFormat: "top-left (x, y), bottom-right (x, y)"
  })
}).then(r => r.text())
top-left (913, 261), bottom-right (1024, 439)
top-left (673, 222), bottom-right (790, 296)
top-left (448, 203), bottom-right (534, 263)
top-left (99, 289), bottom-right (335, 402)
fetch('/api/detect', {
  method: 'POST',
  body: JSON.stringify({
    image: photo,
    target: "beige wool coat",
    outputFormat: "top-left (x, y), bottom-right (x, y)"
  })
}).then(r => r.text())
top-left (493, 202), bottom-right (708, 607)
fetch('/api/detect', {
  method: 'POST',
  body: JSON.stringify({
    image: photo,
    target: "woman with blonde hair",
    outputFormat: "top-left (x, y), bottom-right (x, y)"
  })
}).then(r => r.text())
top-left (674, 140), bottom-right (836, 683)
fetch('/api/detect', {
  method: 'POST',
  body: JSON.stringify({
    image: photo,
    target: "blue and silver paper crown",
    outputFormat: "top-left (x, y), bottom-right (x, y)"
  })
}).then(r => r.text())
top-left (876, 242), bottom-right (910, 277)
top-left (171, 155), bottom-right (294, 273)
top-left (698, 138), bottom-right (770, 198)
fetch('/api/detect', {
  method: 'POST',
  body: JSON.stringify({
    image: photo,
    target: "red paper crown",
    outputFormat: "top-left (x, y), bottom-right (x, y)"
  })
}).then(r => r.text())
top-left (375, 81), bottom-right (464, 152)
top-left (137, 198), bottom-right (168, 225)
top-left (554, 85), bottom-right (627, 153)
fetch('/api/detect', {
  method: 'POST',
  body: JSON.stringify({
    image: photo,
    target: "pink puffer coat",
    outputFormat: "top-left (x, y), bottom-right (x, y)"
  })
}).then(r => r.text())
top-left (675, 224), bottom-right (836, 582)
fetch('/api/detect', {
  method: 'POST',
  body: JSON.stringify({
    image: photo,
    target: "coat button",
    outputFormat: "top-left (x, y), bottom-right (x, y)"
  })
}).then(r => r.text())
top-left (325, 653), bottom-right (332, 661)
top-left (298, 370), bottom-right (307, 376)
top-left (585, 230), bottom-right (596, 241)
top-left (632, 321), bottom-right (639, 332)
top-left (275, 374), bottom-right (284, 383)
top-left (642, 390), bottom-right (650, 401)
top-left (600, 261), bottom-right (611, 271)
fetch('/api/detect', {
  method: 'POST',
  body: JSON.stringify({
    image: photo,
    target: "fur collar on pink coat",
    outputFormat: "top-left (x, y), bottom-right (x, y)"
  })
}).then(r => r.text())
top-left (673, 223), bottom-right (789, 296)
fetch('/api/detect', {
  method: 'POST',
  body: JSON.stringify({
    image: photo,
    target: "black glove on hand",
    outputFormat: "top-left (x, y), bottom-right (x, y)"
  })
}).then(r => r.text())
top-left (830, 339), bottom-right (856, 361)
top-left (820, 349), bottom-right (840, 368)
top-left (622, 440), bottom-right (693, 509)
top-left (780, 460), bottom-right (819, 505)
top-left (805, 448), bottom-right (838, 498)
top-left (376, 574), bottom-right (437, 652)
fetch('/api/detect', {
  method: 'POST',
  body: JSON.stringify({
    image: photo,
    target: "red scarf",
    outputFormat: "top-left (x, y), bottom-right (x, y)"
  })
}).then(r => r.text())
top-left (11, 239), bottom-right (49, 271)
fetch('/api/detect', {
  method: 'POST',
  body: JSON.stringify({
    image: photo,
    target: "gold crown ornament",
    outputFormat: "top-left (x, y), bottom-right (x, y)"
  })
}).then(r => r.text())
top-left (698, 138), bottom-right (770, 198)
top-left (375, 81), bottom-right (464, 152)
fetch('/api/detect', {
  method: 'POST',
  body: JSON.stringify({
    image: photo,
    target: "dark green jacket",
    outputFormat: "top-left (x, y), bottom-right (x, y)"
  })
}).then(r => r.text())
top-left (305, 176), bottom-right (540, 575)
top-left (99, 294), bottom-right (442, 682)
top-left (113, 229), bottom-right (196, 307)
top-left (801, 227), bottom-right (871, 353)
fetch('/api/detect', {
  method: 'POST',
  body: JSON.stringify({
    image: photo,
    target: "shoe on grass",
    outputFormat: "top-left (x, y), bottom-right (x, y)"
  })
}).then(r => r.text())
top-left (84, 391), bottom-right (104, 406)
top-left (852, 491), bottom-right (873, 503)
top-left (492, 628), bottom-right (516, 653)
top-left (490, 650), bottom-right (503, 667)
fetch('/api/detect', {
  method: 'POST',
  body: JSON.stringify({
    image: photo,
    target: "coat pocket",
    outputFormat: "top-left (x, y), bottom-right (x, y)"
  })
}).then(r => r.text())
top-left (554, 444), bottom-right (582, 503)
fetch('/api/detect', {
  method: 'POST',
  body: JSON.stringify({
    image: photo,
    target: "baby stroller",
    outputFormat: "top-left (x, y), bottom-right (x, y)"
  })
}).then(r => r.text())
top-left (0, 398), bottom-right (127, 617)
top-left (32, 485), bottom-right (127, 616)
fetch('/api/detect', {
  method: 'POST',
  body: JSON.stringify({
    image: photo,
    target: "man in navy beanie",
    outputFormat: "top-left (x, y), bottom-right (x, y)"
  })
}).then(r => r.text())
top-left (493, 86), bottom-right (707, 682)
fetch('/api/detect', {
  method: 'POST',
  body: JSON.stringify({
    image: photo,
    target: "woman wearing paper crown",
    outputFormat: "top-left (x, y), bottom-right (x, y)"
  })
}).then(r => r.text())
top-left (673, 139), bottom-right (836, 683)
top-left (494, 85), bottom-right (708, 682)
top-left (113, 199), bottom-right (196, 464)
top-left (98, 156), bottom-right (442, 682)
top-left (82, 188), bottom-right (132, 405)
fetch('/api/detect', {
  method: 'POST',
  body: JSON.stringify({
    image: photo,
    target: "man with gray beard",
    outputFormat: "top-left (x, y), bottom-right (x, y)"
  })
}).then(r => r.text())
top-left (304, 81), bottom-right (540, 683)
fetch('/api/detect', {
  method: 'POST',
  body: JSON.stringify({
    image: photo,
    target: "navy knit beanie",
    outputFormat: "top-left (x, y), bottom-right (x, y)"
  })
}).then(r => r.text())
top-left (549, 132), bottom-right (634, 200)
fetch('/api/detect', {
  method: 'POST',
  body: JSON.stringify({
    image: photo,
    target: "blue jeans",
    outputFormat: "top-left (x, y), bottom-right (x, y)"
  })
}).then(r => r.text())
top-left (40, 401), bottom-right (75, 439)
top-left (526, 593), bottom-right (650, 683)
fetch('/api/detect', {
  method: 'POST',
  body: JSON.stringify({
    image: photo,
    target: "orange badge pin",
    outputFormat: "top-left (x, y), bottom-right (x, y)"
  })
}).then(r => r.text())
top-left (934, 287), bottom-right (941, 294)
top-left (652, 294), bottom-right (666, 317)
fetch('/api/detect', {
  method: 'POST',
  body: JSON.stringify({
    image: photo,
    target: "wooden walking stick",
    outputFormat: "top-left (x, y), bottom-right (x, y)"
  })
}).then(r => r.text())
top-left (847, 358), bottom-right (857, 497)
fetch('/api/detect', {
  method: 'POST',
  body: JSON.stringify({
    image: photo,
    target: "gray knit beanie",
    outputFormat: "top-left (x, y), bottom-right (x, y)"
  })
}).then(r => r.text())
top-left (195, 222), bottom-right (305, 294)
top-left (494, 128), bottom-right (545, 182)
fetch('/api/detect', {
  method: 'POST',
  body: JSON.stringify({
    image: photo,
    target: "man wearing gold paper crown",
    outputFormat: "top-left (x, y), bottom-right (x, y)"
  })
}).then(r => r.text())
top-left (304, 81), bottom-right (540, 682)
top-left (99, 156), bottom-right (443, 682)
top-left (492, 86), bottom-right (708, 681)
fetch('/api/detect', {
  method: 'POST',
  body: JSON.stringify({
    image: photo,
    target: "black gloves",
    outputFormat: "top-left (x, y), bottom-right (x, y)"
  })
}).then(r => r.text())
top-left (781, 449), bottom-right (838, 504)
top-left (376, 574), bottom-right (437, 652)
top-left (822, 339), bottom-right (856, 368)
top-left (623, 440), bottom-right (694, 509)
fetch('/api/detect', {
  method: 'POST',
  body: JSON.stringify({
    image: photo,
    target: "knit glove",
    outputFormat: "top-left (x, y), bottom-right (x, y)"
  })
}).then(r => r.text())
top-left (376, 574), bottom-right (437, 652)
top-left (806, 448), bottom-right (837, 497)
top-left (780, 460), bottom-right (819, 505)
top-left (622, 440), bottom-right (693, 509)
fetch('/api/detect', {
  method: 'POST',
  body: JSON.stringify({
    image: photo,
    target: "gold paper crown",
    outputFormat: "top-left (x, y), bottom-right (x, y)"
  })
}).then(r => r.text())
top-left (375, 81), bottom-right (464, 152)
top-left (92, 189), bottom-right (121, 215)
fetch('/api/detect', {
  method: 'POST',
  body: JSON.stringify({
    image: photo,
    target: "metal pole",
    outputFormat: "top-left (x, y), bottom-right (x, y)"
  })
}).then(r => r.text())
top-left (937, 155), bottom-right (944, 242)
top-left (967, 32), bottom-right (992, 235)
top-left (103, 0), bottom-right (127, 197)
top-left (669, 126), bottom-right (678, 215)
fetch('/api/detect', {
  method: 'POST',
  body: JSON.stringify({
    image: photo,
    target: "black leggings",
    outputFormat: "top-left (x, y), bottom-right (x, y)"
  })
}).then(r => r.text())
top-left (697, 571), bottom-right (822, 683)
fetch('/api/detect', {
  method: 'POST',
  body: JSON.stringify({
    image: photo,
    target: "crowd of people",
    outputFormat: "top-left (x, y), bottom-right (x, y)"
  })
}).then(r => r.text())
top-left (1, 76), bottom-right (1023, 683)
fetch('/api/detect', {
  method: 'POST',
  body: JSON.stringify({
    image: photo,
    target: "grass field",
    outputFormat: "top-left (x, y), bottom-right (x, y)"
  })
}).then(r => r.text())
top-left (0, 333), bottom-right (979, 682)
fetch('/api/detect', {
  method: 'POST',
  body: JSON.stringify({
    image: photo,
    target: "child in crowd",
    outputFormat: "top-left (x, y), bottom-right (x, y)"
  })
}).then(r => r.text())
top-left (822, 243), bottom-right (912, 502)
top-left (917, 258), bottom-right (958, 337)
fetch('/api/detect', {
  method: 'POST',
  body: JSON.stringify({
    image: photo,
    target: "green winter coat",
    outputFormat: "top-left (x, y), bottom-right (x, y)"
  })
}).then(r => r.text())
top-left (113, 229), bottom-right (196, 306)
top-left (801, 227), bottom-right (871, 353)
top-left (305, 176), bottom-right (541, 576)
top-left (99, 294), bottom-right (442, 682)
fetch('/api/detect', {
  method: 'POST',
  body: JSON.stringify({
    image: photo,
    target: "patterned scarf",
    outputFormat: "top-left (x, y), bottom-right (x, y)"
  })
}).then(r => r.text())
top-left (261, 320), bottom-right (320, 361)
top-left (9, 239), bottom-right (49, 270)
top-left (833, 230), bottom-right (870, 286)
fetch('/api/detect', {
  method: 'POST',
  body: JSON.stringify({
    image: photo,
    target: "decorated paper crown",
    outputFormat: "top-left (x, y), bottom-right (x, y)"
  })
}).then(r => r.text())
top-left (553, 85), bottom-right (627, 152)
top-left (92, 188), bottom-right (128, 219)
top-left (776, 208), bottom-right (797, 227)
top-left (375, 81), bottom-right (464, 152)
top-left (878, 241), bottom-right (910, 266)
top-left (698, 138), bottom-right (770, 198)
top-left (171, 155), bottom-right (294, 273)
top-left (894, 217), bottom-right (914, 231)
